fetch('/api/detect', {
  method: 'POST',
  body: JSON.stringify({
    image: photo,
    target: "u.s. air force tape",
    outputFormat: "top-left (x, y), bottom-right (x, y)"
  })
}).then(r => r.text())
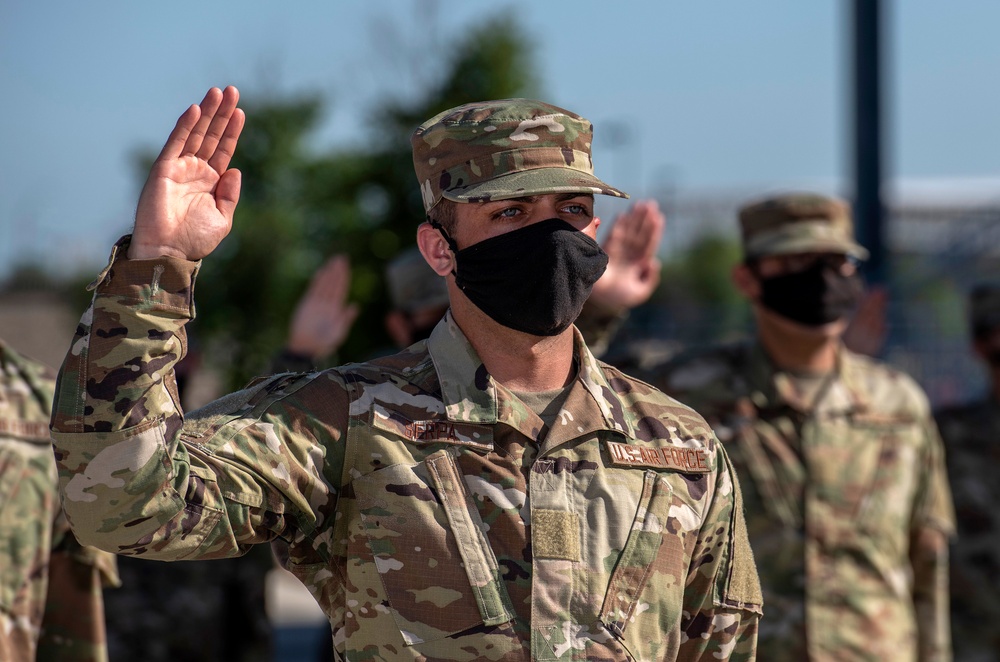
top-left (606, 440), bottom-right (711, 473)
top-left (0, 418), bottom-right (51, 440)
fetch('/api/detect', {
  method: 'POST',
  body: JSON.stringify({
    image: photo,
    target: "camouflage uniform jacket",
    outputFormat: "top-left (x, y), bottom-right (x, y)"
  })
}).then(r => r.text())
top-left (647, 341), bottom-right (955, 662)
top-left (0, 340), bottom-right (118, 662)
top-left (934, 397), bottom-right (1000, 660)
top-left (50, 246), bottom-right (762, 661)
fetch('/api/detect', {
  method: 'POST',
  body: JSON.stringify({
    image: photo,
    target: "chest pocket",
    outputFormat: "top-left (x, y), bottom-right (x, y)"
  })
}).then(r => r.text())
top-left (851, 417), bottom-right (922, 538)
top-left (804, 415), bottom-right (921, 541)
top-left (353, 448), bottom-right (515, 646)
top-left (599, 468), bottom-right (699, 658)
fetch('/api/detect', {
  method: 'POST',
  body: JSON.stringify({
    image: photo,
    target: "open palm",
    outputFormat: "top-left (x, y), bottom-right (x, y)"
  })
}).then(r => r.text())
top-left (130, 86), bottom-right (246, 261)
top-left (590, 200), bottom-right (665, 311)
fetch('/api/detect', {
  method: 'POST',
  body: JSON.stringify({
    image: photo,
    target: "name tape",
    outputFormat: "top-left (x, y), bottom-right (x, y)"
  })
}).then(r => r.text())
top-left (406, 420), bottom-right (460, 442)
top-left (606, 440), bottom-right (711, 473)
top-left (399, 419), bottom-right (493, 451)
top-left (0, 418), bottom-right (51, 440)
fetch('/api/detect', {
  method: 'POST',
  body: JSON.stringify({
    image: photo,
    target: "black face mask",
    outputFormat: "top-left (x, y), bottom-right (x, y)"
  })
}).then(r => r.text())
top-left (431, 218), bottom-right (608, 336)
top-left (757, 260), bottom-right (864, 327)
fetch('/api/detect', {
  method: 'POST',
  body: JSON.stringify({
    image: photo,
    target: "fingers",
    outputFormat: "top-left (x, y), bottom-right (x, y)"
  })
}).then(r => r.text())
top-left (605, 200), bottom-right (664, 263)
top-left (198, 86), bottom-right (241, 166)
top-left (640, 201), bottom-right (665, 258)
top-left (309, 255), bottom-right (351, 303)
top-left (182, 88), bottom-right (224, 156)
top-left (208, 107), bottom-right (246, 174)
top-left (626, 201), bottom-right (664, 258)
top-left (156, 104), bottom-right (201, 161)
top-left (342, 303), bottom-right (360, 328)
top-left (154, 87), bottom-right (243, 170)
top-left (328, 256), bottom-right (351, 301)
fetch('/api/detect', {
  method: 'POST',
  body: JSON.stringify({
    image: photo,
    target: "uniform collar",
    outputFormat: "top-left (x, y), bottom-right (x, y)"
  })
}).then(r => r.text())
top-left (426, 311), bottom-right (634, 441)
top-left (746, 340), bottom-right (869, 415)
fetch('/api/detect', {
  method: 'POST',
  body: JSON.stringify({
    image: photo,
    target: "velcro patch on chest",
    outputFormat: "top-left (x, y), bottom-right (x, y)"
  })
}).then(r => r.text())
top-left (606, 440), bottom-right (711, 473)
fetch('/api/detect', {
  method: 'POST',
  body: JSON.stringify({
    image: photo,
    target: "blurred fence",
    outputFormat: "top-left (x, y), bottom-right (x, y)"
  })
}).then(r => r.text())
top-left (611, 190), bottom-right (1000, 409)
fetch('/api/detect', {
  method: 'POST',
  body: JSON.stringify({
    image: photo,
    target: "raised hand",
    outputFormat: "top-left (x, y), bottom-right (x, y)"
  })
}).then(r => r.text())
top-left (589, 199), bottom-right (665, 312)
top-left (130, 86), bottom-right (246, 260)
top-left (286, 255), bottom-right (360, 362)
top-left (843, 285), bottom-right (889, 358)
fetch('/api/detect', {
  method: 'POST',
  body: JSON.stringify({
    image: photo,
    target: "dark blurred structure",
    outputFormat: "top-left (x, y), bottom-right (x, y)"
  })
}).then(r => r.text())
top-left (852, 0), bottom-right (887, 287)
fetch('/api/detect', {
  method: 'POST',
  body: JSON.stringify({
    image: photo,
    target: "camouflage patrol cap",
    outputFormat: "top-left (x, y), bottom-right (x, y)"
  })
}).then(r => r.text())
top-left (411, 98), bottom-right (629, 213)
top-left (385, 246), bottom-right (450, 313)
top-left (969, 283), bottom-right (1000, 337)
top-left (738, 193), bottom-right (869, 261)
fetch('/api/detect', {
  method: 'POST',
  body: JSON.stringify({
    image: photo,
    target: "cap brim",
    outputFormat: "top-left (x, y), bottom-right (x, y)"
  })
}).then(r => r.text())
top-left (745, 236), bottom-right (870, 261)
top-left (441, 167), bottom-right (628, 204)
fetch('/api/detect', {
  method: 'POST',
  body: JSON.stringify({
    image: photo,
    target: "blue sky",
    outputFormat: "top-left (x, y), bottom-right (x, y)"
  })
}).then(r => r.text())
top-left (2, 1), bottom-right (998, 278)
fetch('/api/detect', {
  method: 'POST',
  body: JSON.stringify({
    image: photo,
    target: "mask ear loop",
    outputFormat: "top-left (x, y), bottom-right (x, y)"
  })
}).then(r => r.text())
top-left (426, 216), bottom-right (459, 277)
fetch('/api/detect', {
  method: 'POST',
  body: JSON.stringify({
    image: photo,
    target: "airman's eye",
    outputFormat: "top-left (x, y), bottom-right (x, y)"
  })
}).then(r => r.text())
top-left (564, 204), bottom-right (590, 215)
top-left (497, 207), bottom-right (520, 218)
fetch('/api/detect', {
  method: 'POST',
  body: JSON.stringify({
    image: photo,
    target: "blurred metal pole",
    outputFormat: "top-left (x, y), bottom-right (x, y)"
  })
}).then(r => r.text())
top-left (852, 0), bottom-right (886, 285)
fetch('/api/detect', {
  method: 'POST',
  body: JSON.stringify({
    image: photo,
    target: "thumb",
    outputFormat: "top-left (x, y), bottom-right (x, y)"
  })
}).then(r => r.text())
top-left (216, 169), bottom-right (242, 221)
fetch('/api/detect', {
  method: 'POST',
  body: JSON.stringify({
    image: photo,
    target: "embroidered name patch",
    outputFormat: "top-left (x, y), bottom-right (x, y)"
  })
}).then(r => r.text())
top-left (0, 418), bottom-right (50, 440)
top-left (406, 420), bottom-right (461, 442)
top-left (606, 440), bottom-right (711, 473)
top-left (372, 409), bottom-right (493, 451)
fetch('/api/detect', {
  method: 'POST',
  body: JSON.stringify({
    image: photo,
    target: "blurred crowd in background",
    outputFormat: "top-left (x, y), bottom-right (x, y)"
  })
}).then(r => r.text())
top-left (1, 8), bottom-right (998, 662)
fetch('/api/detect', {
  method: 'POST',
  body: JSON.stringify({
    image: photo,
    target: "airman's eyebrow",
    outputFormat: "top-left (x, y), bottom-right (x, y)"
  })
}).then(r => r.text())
top-left (555, 193), bottom-right (594, 203)
top-left (473, 196), bottom-right (536, 209)
top-left (482, 193), bottom-right (595, 206)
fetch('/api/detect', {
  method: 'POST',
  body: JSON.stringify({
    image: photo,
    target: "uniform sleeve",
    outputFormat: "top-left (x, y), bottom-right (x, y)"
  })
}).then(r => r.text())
top-left (677, 439), bottom-right (762, 661)
top-left (910, 419), bottom-right (956, 662)
top-left (49, 239), bottom-right (348, 561)
top-left (36, 515), bottom-right (119, 662)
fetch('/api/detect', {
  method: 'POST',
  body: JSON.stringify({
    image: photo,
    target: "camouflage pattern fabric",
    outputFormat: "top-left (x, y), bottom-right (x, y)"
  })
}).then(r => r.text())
top-left (934, 398), bottom-right (1000, 661)
top-left (103, 340), bottom-right (273, 662)
top-left (646, 341), bottom-right (956, 662)
top-left (412, 99), bottom-right (627, 213)
top-left (50, 245), bottom-right (761, 661)
top-left (0, 340), bottom-right (118, 662)
top-left (737, 193), bottom-right (869, 261)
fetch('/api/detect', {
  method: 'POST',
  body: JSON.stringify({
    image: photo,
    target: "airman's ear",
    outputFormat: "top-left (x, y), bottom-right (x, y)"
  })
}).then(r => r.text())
top-left (417, 222), bottom-right (455, 277)
top-left (731, 262), bottom-right (760, 300)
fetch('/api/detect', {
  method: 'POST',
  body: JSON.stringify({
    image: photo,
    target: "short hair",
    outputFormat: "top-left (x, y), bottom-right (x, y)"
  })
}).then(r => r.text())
top-left (428, 199), bottom-right (458, 234)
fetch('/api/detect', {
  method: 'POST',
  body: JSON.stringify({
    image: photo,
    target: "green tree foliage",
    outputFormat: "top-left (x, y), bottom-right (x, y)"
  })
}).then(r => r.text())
top-left (179, 15), bottom-right (538, 389)
top-left (648, 231), bottom-right (750, 346)
top-left (1, 263), bottom-right (56, 293)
